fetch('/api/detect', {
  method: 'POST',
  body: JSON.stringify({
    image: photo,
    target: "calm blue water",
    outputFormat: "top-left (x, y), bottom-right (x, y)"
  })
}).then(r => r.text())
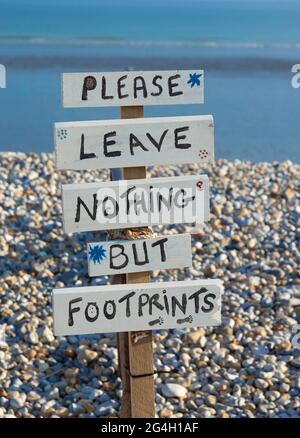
top-left (0, 0), bottom-right (300, 162)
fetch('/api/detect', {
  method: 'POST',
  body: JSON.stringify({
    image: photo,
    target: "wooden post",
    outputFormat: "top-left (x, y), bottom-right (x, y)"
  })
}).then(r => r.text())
top-left (117, 106), bottom-right (155, 418)
top-left (56, 69), bottom-right (213, 419)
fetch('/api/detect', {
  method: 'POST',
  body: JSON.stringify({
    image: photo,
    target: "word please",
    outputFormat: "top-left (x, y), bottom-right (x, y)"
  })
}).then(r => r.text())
top-left (81, 73), bottom-right (183, 101)
top-left (62, 71), bottom-right (204, 108)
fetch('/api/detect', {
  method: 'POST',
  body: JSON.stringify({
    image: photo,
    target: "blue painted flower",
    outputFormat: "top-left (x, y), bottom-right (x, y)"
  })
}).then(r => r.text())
top-left (88, 244), bottom-right (106, 264)
top-left (187, 73), bottom-right (202, 88)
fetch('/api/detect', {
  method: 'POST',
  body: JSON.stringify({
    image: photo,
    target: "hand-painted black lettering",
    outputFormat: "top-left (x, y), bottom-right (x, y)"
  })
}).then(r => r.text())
top-left (174, 126), bottom-right (191, 149)
top-left (171, 294), bottom-right (187, 317)
top-left (103, 131), bottom-right (120, 157)
top-left (117, 75), bottom-right (129, 99)
top-left (173, 189), bottom-right (195, 209)
top-left (146, 130), bottom-right (168, 152)
top-left (68, 297), bottom-right (82, 326)
top-left (129, 133), bottom-right (148, 155)
top-left (75, 194), bottom-right (98, 222)
top-left (151, 237), bottom-right (168, 262)
top-left (181, 191), bottom-right (195, 208)
top-left (151, 75), bottom-right (163, 96)
top-left (118, 291), bottom-right (136, 317)
top-left (133, 191), bottom-right (147, 216)
top-left (138, 293), bottom-right (150, 317)
top-left (101, 76), bottom-right (113, 100)
top-left (158, 188), bottom-right (173, 212)
top-left (102, 196), bottom-right (119, 218)
top-left (149, 186), bottom-right (154, 212)
top-left (132, 241), bottom-right (149, 266)
top-left (120, 186), bottom-right (136, 214)
top-left (188, 287), bottom-right (208, 313)
top-left (103, 300), bottom-right (116, 319)
top-left (133, 76), bottom-right (148, 99)
top-left (149, 293), bottom-right (164, 315)
top-left (162, 290), bottom-right (170, 315)
top-left (85, 302), bottom-right (99, 322)
top-left (110, 244), bottom-right (128, 269)
top-left (81, 76), bottom-right (97, 101)
top-left (201, 293), bottom-right (216, 313)
top-left (80, 134), bottom-right (96, 160)
top-left (168, 74), bottom-right (183, 97)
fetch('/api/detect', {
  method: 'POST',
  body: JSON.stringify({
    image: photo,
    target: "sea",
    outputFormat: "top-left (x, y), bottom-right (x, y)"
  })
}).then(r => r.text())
top-left (0, 0), bottom-right (300, 163)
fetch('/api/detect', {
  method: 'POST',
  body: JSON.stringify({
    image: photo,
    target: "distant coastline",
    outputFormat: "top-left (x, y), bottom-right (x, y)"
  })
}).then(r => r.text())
top-left (2, 36), bottom-right (300, 49)
top-left (1, 0), bottom-right (300, 162)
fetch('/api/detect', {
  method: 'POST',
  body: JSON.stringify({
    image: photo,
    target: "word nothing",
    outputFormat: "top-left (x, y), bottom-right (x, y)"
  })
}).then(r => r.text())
top-left (76, 186), bottom-right (196, 222)
top-left (62, 177), bottom-right (207, 233)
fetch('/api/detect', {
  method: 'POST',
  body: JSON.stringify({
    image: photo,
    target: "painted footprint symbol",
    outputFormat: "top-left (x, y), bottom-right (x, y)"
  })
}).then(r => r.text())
top-left (176, 315), bottom-right (193, 324)
top-left (148, 316), bottom-right (164, 326)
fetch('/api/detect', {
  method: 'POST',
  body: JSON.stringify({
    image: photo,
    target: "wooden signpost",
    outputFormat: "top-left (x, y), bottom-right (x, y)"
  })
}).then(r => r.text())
top-left (53, 69), bottom-right (222, 419)
top-left (117, 106), bottom-right (154, 418)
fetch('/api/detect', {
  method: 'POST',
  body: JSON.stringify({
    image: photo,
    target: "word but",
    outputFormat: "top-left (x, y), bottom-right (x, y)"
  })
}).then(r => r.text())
top-left (87, 234), bottom-right (192, 276)
top-left (91, 238), bottom-right (167, 269)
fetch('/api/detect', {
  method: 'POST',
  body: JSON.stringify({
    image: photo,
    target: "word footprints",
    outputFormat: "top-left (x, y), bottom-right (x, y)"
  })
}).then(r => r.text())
top-left (53, 280), bottom-right (223, 335)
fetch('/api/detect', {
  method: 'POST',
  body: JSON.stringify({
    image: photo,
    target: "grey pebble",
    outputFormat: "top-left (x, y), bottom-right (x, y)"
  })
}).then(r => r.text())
top-left (1, 154), bottom-right (299, 418)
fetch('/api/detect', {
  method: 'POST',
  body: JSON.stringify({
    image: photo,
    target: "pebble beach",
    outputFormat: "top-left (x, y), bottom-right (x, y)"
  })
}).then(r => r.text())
top-left (0, 152), bottom-right (299, 418)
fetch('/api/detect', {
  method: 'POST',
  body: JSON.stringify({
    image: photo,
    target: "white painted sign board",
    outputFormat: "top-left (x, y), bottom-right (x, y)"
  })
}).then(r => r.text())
top-left (87, 234), bottom-right (192, 276)
top-left (62, 175), bottom-right (209, 234)
top-left (55, 115), bottom-right (214, 170)
top-left (62, 70), bottom-right (204, 108)
top-left (53, 279), bottom-right (223, 336)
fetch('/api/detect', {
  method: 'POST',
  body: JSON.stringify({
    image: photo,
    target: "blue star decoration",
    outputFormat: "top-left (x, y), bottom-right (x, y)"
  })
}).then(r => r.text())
top-left (88, 244), bottom-right (107, 264)
top-left (187, 73), bottom-right (202, 88)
